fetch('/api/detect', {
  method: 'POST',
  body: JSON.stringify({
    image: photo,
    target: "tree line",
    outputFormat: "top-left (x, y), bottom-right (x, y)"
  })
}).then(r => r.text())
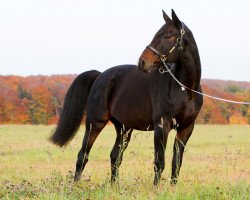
top-left (0, 75), bottom-right (249, 125)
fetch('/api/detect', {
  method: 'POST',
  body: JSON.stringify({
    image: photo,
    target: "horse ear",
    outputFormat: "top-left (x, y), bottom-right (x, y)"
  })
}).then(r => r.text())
top-left (162, 10), bottom-right (171, 23)
top-left (171, 9), bottom-right (182, 27)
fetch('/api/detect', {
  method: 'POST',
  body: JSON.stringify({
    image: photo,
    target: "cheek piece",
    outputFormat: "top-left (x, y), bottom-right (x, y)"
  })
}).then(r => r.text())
top-left (146, 22), bottom-right (185, 74)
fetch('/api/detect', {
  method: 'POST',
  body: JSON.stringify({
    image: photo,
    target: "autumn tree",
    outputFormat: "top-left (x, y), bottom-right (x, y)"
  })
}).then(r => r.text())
top-left (28, 86), bottom-right (53, 124)
top-left (0, 75), bottom-right (249, 125)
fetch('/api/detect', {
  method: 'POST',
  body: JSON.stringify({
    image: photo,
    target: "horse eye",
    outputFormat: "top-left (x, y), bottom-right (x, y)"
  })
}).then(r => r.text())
top-left (164, 34), bottom-right (172, 39)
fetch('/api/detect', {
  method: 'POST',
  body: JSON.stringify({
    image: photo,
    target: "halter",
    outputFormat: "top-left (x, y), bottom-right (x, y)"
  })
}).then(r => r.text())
top-left (146, 22), bottom-right (185, 74)
top-left (145, 22), bottom-right (250, 105)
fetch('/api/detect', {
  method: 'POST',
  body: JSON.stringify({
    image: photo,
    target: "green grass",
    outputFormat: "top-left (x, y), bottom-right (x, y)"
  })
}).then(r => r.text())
top-left (0, 125), bottom-right (249, 199)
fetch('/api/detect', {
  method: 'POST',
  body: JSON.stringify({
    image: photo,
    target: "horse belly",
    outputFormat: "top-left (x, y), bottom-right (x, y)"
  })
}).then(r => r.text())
top-left (111, 105), bottom-right (153, 131)
top-left (110, 86), bottom-right (153, 131)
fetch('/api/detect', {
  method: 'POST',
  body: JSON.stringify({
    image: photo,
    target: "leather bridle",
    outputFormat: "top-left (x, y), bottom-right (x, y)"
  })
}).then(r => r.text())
top-left (145, 22), bottom-right (250, 105)
top-left (146, 22), bottom-right (185, 74)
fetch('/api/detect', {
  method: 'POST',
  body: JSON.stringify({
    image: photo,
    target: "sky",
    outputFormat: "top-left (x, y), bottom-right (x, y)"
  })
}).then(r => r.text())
top-left (0, 0), bottom-right (250, 81)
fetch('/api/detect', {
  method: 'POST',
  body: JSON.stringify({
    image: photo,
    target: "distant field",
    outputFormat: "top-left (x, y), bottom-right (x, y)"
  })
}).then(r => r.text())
top-left (0, 125), bottom-right (249, 199)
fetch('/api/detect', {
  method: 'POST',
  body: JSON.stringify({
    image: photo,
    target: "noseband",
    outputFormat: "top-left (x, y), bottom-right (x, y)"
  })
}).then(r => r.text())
top-left (146, 22), bottom-right (185, 74)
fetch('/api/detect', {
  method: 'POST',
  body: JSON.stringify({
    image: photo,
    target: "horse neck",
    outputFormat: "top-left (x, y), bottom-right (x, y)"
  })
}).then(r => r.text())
top-left (177, 44), bottom-right (201, 90)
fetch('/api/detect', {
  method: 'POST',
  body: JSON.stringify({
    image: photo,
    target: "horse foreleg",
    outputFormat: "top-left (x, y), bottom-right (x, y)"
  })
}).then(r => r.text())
top-left (153, 119), bottom-right (170, 186)
top-left (171, 123), bottom-right (194, 185)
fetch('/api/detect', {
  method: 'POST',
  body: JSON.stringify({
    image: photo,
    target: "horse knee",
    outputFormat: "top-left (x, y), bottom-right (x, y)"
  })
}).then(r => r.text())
top-left (154, 160), bottom-right (165, 172)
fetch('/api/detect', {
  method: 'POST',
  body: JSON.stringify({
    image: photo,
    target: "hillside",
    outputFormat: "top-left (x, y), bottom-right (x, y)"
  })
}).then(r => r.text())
top-left (0, 75), bottom-right (249, 124)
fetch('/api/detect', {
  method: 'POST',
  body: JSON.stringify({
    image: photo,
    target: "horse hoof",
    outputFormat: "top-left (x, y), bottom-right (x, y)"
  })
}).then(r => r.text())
top-left (74, 173), bottom-right (81, 182)
top-left (74, 177), bottom-right (79, 182)
top-left (170, 179), bottom-right (177, 185)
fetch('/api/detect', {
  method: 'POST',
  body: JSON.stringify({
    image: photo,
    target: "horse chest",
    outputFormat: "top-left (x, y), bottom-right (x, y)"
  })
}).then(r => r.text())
top-left (173, 95), bottom-right (201, 126)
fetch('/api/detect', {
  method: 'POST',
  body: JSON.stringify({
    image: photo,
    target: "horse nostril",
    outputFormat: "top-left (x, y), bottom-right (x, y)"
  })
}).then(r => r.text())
top-left (138, 59), bottom-right (145, 70)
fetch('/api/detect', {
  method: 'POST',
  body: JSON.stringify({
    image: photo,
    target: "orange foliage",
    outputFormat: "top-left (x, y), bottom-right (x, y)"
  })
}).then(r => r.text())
top-left (0, 75), bottom-right (249, 125)
top-left (229, 113), bottom-right (248, 124)
top-left (0, 75), bottom-right (74, 124)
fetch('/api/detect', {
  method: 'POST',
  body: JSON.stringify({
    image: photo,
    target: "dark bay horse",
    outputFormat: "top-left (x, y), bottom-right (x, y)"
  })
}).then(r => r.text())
top-left (50, 9), bottom-right (203, 185)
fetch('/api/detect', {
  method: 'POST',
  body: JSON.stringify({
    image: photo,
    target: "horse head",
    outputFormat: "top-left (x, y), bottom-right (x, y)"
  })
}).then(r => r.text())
top-left (138, 9), bottom-right (196, 73)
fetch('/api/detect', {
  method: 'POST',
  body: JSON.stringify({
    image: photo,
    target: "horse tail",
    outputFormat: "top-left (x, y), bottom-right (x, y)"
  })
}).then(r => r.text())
top-left (49, 70), bottom-right (101, 147)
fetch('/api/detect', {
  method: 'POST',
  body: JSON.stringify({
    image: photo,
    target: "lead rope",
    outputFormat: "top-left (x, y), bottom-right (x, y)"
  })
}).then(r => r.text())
top-left (162, 61), bottom-right (250, 105)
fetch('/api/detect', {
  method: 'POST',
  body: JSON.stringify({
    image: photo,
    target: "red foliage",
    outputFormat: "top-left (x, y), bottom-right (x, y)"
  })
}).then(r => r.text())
top-left (0, 75), bottom-right (249, 124)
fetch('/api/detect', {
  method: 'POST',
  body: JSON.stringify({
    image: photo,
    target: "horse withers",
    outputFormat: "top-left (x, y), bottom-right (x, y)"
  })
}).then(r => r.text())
top-left (50, 9), bottom-right (203, 186)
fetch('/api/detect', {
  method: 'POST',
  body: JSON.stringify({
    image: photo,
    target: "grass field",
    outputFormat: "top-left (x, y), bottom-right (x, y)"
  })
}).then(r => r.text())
top-left (0, 125), bottom-right (249, 199)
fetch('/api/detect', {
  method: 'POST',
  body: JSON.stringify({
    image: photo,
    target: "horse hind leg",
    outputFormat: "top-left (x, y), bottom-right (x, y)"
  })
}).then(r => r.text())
top-left (110, 119), bottom-right (133, 183)
top-left (74, 120), bottom-right (108, 181)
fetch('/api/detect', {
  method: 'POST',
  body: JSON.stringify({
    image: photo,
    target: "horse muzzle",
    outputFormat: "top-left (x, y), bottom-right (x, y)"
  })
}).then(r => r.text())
top-left (138, 58), bottom-right (153, 73)
top-left (138, 59), bottom-right (147, 73)
top-left (138, 47), bottom-right (161, 73)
